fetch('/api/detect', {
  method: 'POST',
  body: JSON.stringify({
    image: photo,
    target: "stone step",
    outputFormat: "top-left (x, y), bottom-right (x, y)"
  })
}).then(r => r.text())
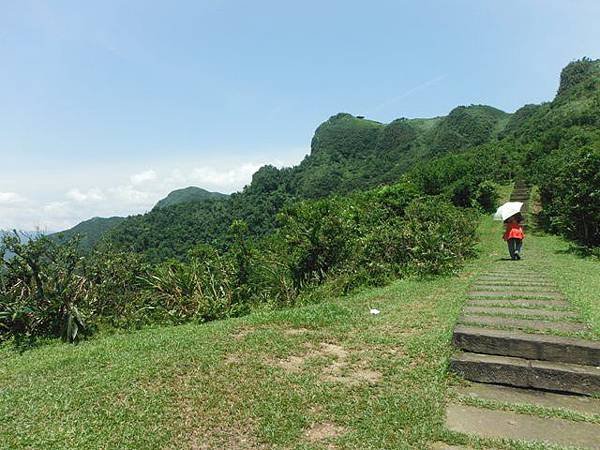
top-left (450, 352), bottom-right (600, 395)
top-left (466, 298), bottom-right (572, 310)
top-left (456, 383), bottom-right (600, 416)
top-left (474, 280), bottom-right (556, 287)
top-left (485, 270), bottom-right (539, 275)
top-left (476, 279), bottom-right (552, 285)
top-left (480, 273), bottom-right (548, 280)
top-left (463, 306), bottom-right (578, 320)
top-left (445, 404), bottom-right (600, 449)
top-left (472, 284), bottom-right (559, 292)
top-left (458, 314), bottom-right (586, 333)
top-left (453, 326), bottom-right (600, 365)
top-left (468, 291), bottom-right (564, 299)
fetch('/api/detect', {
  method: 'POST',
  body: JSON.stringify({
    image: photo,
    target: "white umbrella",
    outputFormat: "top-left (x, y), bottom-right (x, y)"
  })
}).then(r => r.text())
top-left (493, 202), bottom-right (523, 221)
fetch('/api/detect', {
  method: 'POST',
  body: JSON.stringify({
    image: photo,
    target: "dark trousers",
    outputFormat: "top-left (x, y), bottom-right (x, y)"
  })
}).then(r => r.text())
top-left (507, 238), bottom-right (523, 259)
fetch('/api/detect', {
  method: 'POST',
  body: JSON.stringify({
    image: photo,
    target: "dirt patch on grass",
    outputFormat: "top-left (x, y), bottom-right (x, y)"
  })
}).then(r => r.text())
top-left (282, 327), bottom-right (312, 336)
top-left (232, 326), bottom-right (256, 341)
top-left (224, 353), bottom-right (243, 365)
top-left (276, 355), bottom-right (306, 373)
top-left (321, 360), bottom-right (382, 386)
top-left (185, 421), bottom-right (267, 450)
top-left (272, 342), bottom-right (382, 386)
top-left (304, 422), bottom-right (347, 444)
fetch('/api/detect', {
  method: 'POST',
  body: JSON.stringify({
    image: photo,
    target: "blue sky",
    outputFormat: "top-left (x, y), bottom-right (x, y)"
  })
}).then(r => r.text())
top-left (1, 0), bottom-right (599, 230)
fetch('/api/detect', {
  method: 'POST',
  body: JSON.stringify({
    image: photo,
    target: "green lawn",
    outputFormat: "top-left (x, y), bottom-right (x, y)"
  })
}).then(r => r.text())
top-left (1, 208), bottom-right (598, 449)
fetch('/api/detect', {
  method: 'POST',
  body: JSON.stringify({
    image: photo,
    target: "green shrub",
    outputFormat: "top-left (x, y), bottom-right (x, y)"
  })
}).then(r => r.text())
top-left (0, 234), bottom-right (90, 344)
top-left (535, 145), bottom-right (600, 246)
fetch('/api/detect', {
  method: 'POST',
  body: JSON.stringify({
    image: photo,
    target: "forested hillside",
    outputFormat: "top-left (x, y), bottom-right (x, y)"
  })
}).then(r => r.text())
top-left (2, 58), bottom-right (598, 346)
top-left (52, 217), bottom-right (125, 251)
top-left (153, 187), bottom-right (228, 210)
top-left (97, 59), bottom-right (599, 260)
top-left (99, 104), bottom-right (511, 260)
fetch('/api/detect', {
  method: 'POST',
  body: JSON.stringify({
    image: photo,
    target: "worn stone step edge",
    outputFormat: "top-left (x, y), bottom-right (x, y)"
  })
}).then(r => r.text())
top-left (468, 291), bottom-right (564, 299)
top-left (450, 352), bottom-right (600, 395)
top-left (464, 306), bottom-right (578, 320)
top-left (458, 314), bottom-right (586, 333)
top-left (453, 325), bottom-right (600, 366)
top-left (455, 383), bottom-right (600, 418)
top-left (474, 279), bottom-right (556, 286)
top-left (444, 404), bottom-right (600, 449)
top-left (480, 274), bottom-right (550, 280)
top-left (480, 274), bottom-right (547, 280)
top-left (472, 285), bottom-right (560, 292)
top-left (473, 281), bottom-right (556, 287)
top-left (466, 299), bottom-right (572, 311)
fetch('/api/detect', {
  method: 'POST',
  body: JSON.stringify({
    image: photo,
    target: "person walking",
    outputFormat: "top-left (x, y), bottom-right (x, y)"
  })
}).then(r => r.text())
top-left (503, 213), bottom-right (525, 260)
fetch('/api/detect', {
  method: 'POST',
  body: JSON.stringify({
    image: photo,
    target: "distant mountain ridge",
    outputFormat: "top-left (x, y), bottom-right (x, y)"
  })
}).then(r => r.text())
top-left (50, 58), bottom-right (600, 260)
top-left (52, 187), bottom-right (227, 250)
top-left (153, 187), bottom-right (228, 210)
top-left (52, 217), bottom-right (126, 250)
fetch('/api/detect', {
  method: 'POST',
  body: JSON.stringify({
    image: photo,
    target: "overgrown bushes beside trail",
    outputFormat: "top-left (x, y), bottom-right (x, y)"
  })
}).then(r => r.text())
top-left (533, 144), bottom-right (600, 247)
top-left (0, 184), bottom-right (478, 345)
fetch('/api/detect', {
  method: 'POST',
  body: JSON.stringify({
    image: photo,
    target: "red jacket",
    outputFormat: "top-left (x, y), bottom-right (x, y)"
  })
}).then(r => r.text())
top-left (504, 222), bottom-right (525, 241)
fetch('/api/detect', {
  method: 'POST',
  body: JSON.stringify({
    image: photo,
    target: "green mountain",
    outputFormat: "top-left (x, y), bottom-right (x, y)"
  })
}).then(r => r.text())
top-left (82, 58), bottom-right (600, 258)
top-left (102, 105), bottom-right (511, 261)
top-left (52, 217), bottom-right (126, 251)
top-left (154, 187), bottom-right (228, 210)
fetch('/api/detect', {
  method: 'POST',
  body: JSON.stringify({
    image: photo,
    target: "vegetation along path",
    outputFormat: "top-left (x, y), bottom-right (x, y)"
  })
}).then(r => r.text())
top-left (439, 184), bottom-right (600, 450)
top-left (0, 185), bottom-right (599, 449)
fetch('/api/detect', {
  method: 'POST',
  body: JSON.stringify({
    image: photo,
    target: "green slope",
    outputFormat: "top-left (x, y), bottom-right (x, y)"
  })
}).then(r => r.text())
top-left (153, 186), bottom-right (228, 210)
top-left (51, 217), bottom-right (125, 251)
top-left (2, 208), bottom-right (597, 449)
top-left (103, 104), bottom-right (510, 259)
top-left (66, 58), bottom-right (600, 259)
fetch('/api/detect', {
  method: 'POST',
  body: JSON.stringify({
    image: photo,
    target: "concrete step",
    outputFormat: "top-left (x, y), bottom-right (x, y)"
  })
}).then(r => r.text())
top-left (458, 314), bottom-right (586, 333)
top-left (453, 326), bottom-right (600, 365)
top-left (463, 306), bottom-right (578, 320)
top-left (466, 298), bottom-right (572, 310)
top-left (468, 291), bottom-right (564, 299)
top-left (456, 383), bottom-right (600, 416)
top-left (450, 352), bottom-right (600, 395)
top-left (445, 404), bottom-right (600, 449)
top-left (474, 282), bottom-right (556, 289)
top-left (480, 273), bottom-right (549, 280)
top-left (479, 275), bottom-right (546, 281)
top-left (472, 284), bottom-right (559, 292)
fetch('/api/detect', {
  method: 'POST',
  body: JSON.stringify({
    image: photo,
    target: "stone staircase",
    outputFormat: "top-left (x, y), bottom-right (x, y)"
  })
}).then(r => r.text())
top-left (438, 183), bottom-right (600, 449)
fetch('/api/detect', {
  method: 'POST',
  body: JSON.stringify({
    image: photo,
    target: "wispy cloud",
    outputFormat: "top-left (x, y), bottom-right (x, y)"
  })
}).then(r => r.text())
top-left (130, 170), bottom-right (158, 185)
top-left (66, 188), bottom-right (105, 202)
top-left (0, 192), bottom-right (26, 204)
top-left (0, 153), bottom-right (307, 231)
top-left (369, 74), bottom-right (447, 115)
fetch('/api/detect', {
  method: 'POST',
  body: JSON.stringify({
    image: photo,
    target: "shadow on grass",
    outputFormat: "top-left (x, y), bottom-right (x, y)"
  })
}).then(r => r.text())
top-left (528, 213), bottom-right (599, 260)
top-left (555, 245), bottom-right (600, 260)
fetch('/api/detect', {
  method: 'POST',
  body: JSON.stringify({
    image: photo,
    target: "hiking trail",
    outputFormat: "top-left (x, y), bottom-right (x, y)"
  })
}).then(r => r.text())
top-left (438, 182), bottom-right (600, 449)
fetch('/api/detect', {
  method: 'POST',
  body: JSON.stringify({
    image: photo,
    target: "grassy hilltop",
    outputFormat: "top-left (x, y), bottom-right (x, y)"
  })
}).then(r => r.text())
top-left (1, 58), bottom-right (600, 448)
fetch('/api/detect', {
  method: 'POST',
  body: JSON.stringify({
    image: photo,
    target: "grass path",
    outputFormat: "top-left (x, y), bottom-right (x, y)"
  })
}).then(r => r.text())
top-left (1, 210), bottom-right (598, 448)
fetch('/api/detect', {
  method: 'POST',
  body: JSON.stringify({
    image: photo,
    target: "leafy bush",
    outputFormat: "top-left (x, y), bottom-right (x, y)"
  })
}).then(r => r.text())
top-left (535, 145), bottom-right (600, 246)
top-left (0, 235), bottom-right (90, 344)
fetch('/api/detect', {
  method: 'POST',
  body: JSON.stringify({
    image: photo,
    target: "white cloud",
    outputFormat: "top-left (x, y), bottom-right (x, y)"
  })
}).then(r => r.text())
top-left (0, 192), bottom-right (26, 204)
top-left (188, 163), bottom-right (264, 190)
top-left (66, 188), bottom-right (105, 203)
top-left (130, 169), bottom-right (157, 185)
top-left (1, 151), bottom-right (308, 231)
top-left (108, 185), bottom-right (153, 205)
